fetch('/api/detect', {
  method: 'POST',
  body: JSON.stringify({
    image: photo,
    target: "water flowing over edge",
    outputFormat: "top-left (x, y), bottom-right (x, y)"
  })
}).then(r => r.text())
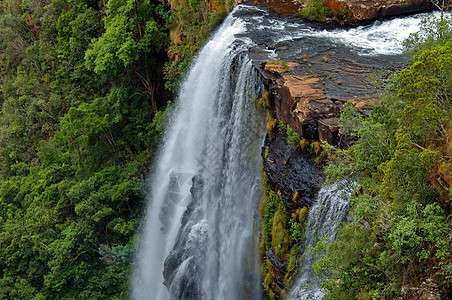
top-left (289, 183), bottom-right (353, 300)
top-left (131, 5), bottom-right (265, 299)
top-left (130, 4), bottom-right (445, 300)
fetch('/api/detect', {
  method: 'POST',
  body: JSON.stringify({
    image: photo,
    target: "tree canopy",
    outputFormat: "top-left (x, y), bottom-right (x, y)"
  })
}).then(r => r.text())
top-left (315, 16), bottom-right (452, 299)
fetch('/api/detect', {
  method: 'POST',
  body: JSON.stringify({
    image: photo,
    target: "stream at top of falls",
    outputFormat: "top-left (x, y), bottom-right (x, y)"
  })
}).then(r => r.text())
top-left (131, 5), bottom-right (443, 300)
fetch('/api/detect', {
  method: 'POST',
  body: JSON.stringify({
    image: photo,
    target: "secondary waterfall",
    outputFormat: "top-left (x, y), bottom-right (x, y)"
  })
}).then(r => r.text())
top-left (289, 184), bottom-right (352, 299)
top-left (131, 4), bottom-right (443, 299)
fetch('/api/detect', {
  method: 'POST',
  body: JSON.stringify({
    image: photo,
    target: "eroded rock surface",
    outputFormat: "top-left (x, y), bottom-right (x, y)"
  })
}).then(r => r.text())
top-left (257, 53), bottom-right (389, 146)
top-left (326, 0), bottom-right (436, 22)
top-left (263, 132), bottom-right (324, 210)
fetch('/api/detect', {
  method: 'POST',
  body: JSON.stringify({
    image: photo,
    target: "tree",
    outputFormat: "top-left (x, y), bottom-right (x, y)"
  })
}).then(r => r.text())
top-left (319, 21), bottom-right (452, 299)
top-left (85, 0), bottom-right (168, 113)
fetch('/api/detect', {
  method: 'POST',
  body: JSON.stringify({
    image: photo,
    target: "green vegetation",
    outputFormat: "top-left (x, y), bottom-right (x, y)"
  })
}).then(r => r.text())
top-left (278, 122), bottom-right (301, 147)
top-left (164, 0), bottom-right (234, 91)
top-left (301, 0), bottom-right (333, 22)
top-left (255, 91), bottom-right (278, 141)
top-left (0, 0), bottom-right (173, 298)
top-left (259, 173), bottom-right (308, 299)
top-left (2, 0), bottom-right (450, 298)
top-left (278, 122), bottom-right (326, 164)
top-left (0, 0), bottom-right (233, 296)
top-left (300, 0), bottom-right (352, 22)
top-left (312, 17), bottom-right (452, 299)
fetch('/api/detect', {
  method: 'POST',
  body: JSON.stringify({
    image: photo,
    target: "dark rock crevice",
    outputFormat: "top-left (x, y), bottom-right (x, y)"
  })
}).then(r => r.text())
top-left (262, 132), bottom-right (324, 211)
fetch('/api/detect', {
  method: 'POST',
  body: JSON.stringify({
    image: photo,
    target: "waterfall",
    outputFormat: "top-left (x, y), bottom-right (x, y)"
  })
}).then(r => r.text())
top-left (131, 5), bottom-right (265, 299)
top-left (289, 183), bottom-right (352, 300)
top-left (131, 3), bottom-right (445, 299)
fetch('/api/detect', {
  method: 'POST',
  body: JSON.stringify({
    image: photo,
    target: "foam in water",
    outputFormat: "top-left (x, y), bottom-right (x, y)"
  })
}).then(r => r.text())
top-left (289, 183), bottom-right (352, 300)
top-left (132, 4), bottom-right (440, 299)
top-left (131, 5), bottom-right (264, 299)
top-left (313, 11), bottom-right (446, 55)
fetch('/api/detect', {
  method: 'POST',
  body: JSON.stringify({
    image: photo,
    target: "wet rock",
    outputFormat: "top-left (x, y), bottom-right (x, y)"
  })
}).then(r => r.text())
top-left (263, 132), bottom-right (324, 210)
top-left (163, 175), bottom-right (206, 300)
top-left (267, 248), bottom-right (288, 276)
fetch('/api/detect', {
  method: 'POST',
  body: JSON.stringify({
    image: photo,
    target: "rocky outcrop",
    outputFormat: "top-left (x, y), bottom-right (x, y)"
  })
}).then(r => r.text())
top-left (318, 117), bottom-right (340, 145)
top-left (258, 57), bottom-right (379, 147)
top-left (252, 0), bottom-right (441, 23)
top-left (325, 0), bottom-right (435, 23)
top-left (251, 0), bottom-right (304, 16)
top-left (267, 248), bottom-right (288, 277)
top-left (263, 132), bottom-right (324, 209)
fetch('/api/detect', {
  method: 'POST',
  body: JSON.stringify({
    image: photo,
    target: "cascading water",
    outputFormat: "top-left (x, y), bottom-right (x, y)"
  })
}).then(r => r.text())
top-left (288, 183), bottom-right (352, 300)
top-left (131, 4), bottom-right (444, 299)
top-left (131, 6), bottom-right (266, 299)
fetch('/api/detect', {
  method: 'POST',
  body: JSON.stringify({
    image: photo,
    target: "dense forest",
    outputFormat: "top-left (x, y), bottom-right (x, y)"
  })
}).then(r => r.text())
top-left (0, 0), bottom-right (450, 299)
top-left (0, 0), bottom-right (234, 297)
top-left (315, 16), bottom-right (452, 298)
top-left (0, 0), bottom-right (170, 298)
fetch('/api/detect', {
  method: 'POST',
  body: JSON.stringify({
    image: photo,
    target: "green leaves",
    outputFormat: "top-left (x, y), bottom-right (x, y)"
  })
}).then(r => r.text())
top-left (0, 0), bottom-right (171, 297)
top-left (85, 0), bottom-right (167, 79)
top-left (388, 201), bottom-right (448, 263)
top-left (321, 21), bottom-right (452, 299)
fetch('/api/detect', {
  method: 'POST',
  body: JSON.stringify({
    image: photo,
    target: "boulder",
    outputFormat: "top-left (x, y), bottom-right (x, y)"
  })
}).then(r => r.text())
top-left (318, 117), bottom-right (340, 145)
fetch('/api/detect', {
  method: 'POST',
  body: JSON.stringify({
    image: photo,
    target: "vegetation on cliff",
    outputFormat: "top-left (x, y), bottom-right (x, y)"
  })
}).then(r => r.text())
top-left (164, 0), bottom-right (234, 91)
top-left (260, 172), bottom-right (308, 299)
top-left (0, 0), bottom-right (171, 297)
top-left (313, 15), bottom-right (452, 299)
top-left (0, 0), bottom-right (234, 297)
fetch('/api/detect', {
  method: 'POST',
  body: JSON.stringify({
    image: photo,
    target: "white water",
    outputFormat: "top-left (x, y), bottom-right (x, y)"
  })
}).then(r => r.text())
top-left (131, 4), bottom-right (441, 300)
top-left (313, 11), bottom-right (445, 55)
top-left (247, 9), bottom-right (445, 56)
top-left (289, 184), bottom-right (352, 300)
top-left (131, 5), bottom-right (264, 299)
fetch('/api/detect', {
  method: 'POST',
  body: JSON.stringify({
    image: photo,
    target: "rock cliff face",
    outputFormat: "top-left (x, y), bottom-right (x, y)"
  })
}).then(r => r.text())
top-left (248, 15), bottom-right (410, 297)
top-left (263, 132), bottom-right (324, 209)
top-left (325, 0), bottom-right (435, 22)
top-left (252, 0), bottom-right (440, 23)
top-left (252, 50), bottom-right (393, 148)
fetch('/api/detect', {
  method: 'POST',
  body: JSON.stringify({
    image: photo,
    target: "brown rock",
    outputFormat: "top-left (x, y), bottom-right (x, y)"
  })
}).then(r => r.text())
top-left (271, 70), bottom-right (343, 140)
top-left (251, 0), bottom-right (303, 16)
top-left (264, 60), bottom-right (297, 75)
top-left (325, 0), bottom-right (435, 22)
top-left (318, 117), bottom-right (340, 145)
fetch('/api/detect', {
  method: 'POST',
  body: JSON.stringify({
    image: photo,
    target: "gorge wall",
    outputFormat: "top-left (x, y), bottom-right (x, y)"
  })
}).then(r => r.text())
top-left (251, 0), bottom-right (448, 22)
